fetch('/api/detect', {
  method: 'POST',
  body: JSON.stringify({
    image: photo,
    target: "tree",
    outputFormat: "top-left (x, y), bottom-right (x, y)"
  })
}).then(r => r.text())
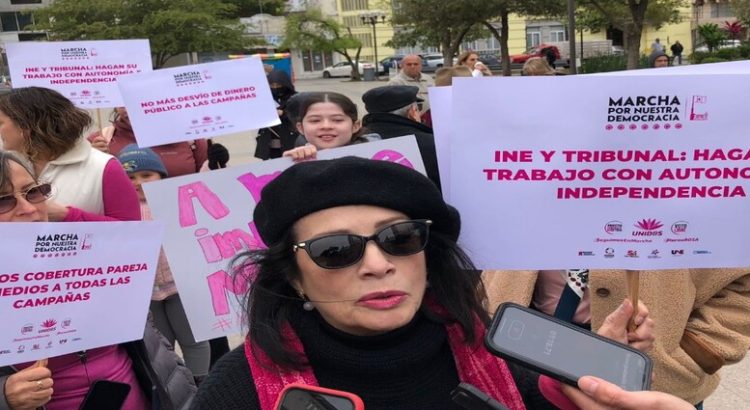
top-left (390, 0), bottom-right (565, 76)
top-left (389, 1), bottom-right (491, 70)
top-left (577, 0), bottom-right (685, 69)
top-left (480, 1), bottom-right (567, 76)
top-left (731, 0), bottom-right (750, 26)
top-left (223, 0), bottom-right (286, 17)
top-left (697, 23), bottom-right (727, 52)
top-left (32, 0), bottom-right (251, 68)
top-left (281, 9), bottom-right (364, 80)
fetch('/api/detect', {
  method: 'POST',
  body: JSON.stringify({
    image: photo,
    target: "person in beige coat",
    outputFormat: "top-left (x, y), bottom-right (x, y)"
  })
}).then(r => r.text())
top-left (482, 269), bottom-right (750, 405)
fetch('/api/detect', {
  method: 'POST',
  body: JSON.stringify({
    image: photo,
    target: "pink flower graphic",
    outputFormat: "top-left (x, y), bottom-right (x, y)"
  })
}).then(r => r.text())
top-left (41, 319), bottom-right (57, 328)
top-left (635, 219), bottom-right (663, 230)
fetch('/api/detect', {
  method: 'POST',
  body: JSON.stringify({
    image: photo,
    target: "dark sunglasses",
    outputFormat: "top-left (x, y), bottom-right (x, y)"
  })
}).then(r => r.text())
top-left (0, 183), bottom-right (52, 214)
top-left (293, 219), bottom-right (432, 269)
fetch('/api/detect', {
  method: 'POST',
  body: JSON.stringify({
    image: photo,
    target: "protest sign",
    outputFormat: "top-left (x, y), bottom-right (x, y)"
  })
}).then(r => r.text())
top-left (5, 40), bottom-right (152, 108)
top-left (428, 86), bottom-right (453, 201)
top-left (118, 57), bottom-right (279, 147)
top-left (0, 221), bottom-right (163, 366)
top-left (142, 136), bottom-right (425, 341)
top-left (449, 75), bottom-right (750, 270)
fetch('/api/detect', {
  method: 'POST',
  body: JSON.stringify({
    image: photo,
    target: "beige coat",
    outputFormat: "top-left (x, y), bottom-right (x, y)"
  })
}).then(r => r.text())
top-left (482, 269), bottom-right (750, 405)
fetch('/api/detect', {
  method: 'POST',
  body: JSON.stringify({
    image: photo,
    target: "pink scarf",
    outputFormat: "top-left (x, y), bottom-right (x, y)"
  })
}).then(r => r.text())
top-left (244, 307), bottom-right (526, 410)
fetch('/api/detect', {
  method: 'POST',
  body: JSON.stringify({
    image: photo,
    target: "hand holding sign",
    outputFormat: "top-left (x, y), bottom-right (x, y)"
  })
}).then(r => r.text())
top-left (4, 359), bottom-right (53, 410)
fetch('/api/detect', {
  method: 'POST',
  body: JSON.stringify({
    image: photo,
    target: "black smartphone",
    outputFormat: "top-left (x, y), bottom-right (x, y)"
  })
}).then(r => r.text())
top-left (451, 382), bottom-right (509, 410)
top-left (79, 380), bottom-right (131, 410)
top-left (275, 384), bottom-right (364, 410)
top-left (485, 302), bottom-right (652, 391)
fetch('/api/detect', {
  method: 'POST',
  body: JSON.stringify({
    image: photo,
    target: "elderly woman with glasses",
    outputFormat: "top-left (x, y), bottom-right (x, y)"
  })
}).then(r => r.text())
top-left (0, 86), bottom-right (139, 222)
top-left (0, 150), bottom-right (197, 410)
top-left (190, 157), bottom-right (690, 410)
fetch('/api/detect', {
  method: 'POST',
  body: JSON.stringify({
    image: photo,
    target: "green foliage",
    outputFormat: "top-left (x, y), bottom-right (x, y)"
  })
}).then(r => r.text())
top-left (700, 57), bottom-right (729, 64)
top-left (696, 23), bottom-right (728, 52)
top-left (223, 0), bottom-right (286, 17)
top-left (577, 0), bottom-right (685, 69)
top-left (731, 0), bottom-right (750, 25)
top-left (33, 0), bottom-right (250, 68)
top-left (737, 44), bottom-right (750, 58)
top-left (580, 54), bottom-right (626, 73)
top-left (689, 51), bottom-right (712, 64)
top-left (281, 9), bottom-right (363, 79)
top-left (716, 47), bottom-right (740, 60)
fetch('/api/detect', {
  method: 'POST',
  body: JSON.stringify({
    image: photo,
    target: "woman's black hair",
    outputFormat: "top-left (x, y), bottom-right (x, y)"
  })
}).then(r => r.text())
top-left (233, 227), bottom-right (488, 370)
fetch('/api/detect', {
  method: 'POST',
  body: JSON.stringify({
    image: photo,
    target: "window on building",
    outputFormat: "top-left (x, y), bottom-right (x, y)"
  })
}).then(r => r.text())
top-left (302, 50), bottom-right (334, 72)
top-left (526, 31), bottom-right (541, 48)
top-left (711, 3), bottom-right (733, 18)
top-left (550, 29), bottom-right (568, 42)
top-left (341, 0), bottom-right (369, 12)
top-left (10, 0), bottom-right (43, 4)
top-left (353, 33), bottom-right (372, 48)
top-left (343, 16), bottom-right (364, 27)
top-left (0, 12), bottom-right (35, 32)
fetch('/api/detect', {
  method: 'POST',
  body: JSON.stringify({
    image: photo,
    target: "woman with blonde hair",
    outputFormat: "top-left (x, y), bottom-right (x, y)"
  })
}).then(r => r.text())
top-left (521, 57), bottom-right (556, 76)
top-left (457, 51), bottom-right (492, 77)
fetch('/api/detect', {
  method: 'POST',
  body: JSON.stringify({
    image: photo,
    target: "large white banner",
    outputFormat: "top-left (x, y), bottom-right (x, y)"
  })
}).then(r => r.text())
top-left (118, 57), bottom-right (279, 147)
top-left (428, 86), bottom-right (453, 201)
top-left (450, 75), bottom-right (750, 270)
top-left (6, 40), bottom-right (152, 108)
top-left (143, 137), bottom-right (425, 341)
top-left (0, 222), bottom-right (162, 366)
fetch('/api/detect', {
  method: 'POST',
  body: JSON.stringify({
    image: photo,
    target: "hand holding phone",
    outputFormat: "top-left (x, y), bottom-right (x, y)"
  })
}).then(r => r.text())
top-left (274, 383), bottom-right (364, 410)
top-left (485, 303), bottom-right (652, 392)
top-left (79, 380), bottom-right (131, 410)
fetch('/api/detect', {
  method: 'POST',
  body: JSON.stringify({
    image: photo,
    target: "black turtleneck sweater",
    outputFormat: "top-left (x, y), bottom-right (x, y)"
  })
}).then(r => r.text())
top-left (191, 312), bottom-right (550, 409)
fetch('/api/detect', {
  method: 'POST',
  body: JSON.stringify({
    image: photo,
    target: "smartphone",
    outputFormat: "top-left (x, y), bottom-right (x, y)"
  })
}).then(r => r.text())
top-left (451, 382), bottom-right (509, 410)
top-left (485, 302), bottom-right (652, 391)
top-left (274, 383), bottom-right (365, 410)
top-left (79, 380), bottom-right (131, 410)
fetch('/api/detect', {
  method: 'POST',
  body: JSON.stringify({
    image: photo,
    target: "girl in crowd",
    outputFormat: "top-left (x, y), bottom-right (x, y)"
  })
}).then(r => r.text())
top-left (118, 144), bottom-right (211, 384)
top-left (88, 106), bottom-right (208, 178)
top-left (457, 51), bottom-right (492, 77)
top-left (282, 92), bottom-right (379, 162)
top-left (0, 87), bottom-right (139, 222)
top-left (0, 150), bottom-right (196, 410)
top-left (188, 157), bottom-right (684, 410)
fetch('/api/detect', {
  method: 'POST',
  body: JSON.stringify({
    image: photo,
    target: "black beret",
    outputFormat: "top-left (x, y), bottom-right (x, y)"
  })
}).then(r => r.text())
top-left (253, 156), bottom-right (460, 245)
top-left (362, 85), bottom-right (424, 113)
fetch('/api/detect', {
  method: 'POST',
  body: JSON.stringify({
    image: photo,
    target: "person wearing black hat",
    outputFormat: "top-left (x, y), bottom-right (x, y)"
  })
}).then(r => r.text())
top-left (254, 70), bottom-right (301, 160)
top-left (190, 157), bottom-right (678, 410)
top-left (362, 85), bottom-right (441, 189)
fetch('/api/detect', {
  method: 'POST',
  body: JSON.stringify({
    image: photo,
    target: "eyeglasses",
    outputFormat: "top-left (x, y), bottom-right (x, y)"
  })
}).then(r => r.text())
top-left (293, 219), bottom-right (432, 269)
top-left (0, 183), bottom-right (52, 214)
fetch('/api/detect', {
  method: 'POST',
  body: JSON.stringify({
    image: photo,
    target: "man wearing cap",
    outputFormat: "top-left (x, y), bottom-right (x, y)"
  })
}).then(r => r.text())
top-left (362, 85), bottom-right (440, 189)
top-left (386, 54), bottom-right (434, 113)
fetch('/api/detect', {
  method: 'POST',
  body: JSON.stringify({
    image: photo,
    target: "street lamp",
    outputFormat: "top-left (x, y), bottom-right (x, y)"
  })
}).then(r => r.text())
top-left (360, 11), bottom-right (387, 79)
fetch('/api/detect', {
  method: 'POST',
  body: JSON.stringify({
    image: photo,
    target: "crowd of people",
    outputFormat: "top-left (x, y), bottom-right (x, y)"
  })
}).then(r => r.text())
top-left (0, 51), bottom-right (747, 410)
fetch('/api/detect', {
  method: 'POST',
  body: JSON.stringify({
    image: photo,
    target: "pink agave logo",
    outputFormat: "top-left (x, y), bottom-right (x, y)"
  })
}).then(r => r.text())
top-left (41, 319), bottom-right (57, 328)
top-left (632, 218), bottom-right (663, 237)
top-left (635, 219), bottom-right (662, 230)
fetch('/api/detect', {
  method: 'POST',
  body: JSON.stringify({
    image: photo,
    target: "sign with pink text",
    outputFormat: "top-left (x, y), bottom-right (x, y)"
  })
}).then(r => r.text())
top-left (118, 57), bottom-right (279, 147)
top-left (0, 221), bottom-right (163, 366)
top-left (142, 136), bottom-right (425, 341)
top-left (449, 75), bottom-right (750, 270)
top-left (6, 40), bottom-right (152, 108)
